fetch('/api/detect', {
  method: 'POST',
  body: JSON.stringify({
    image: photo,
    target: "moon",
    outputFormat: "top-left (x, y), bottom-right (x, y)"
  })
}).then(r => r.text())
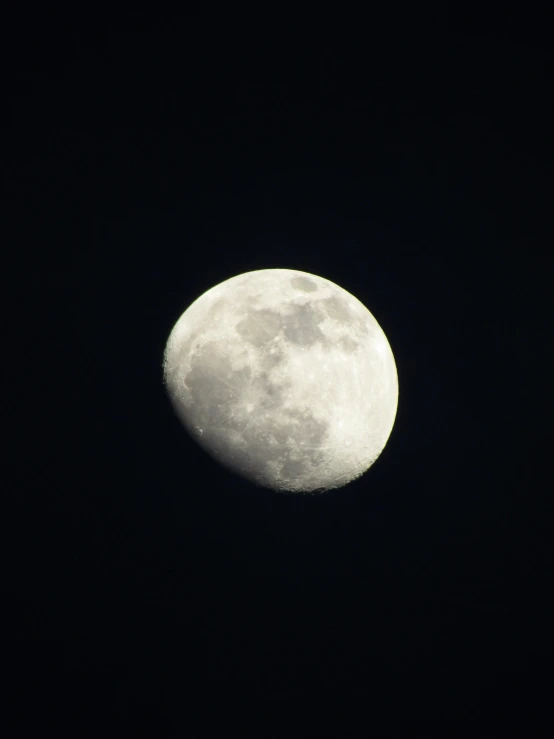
top-left (163, 269), bottom-right (398, 493)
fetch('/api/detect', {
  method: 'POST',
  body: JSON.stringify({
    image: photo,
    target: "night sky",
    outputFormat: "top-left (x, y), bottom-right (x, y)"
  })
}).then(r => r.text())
top-left (5, 10), bottom-right (552, 737)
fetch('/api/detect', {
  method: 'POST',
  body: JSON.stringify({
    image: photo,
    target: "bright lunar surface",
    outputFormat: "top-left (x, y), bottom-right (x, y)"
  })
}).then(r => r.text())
top-left (163, 269), bottom-right (398, 493)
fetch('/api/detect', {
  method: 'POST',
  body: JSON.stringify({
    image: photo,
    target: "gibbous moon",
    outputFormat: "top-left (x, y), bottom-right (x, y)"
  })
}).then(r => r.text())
top-left (163, 269), bottom-right (398, 493)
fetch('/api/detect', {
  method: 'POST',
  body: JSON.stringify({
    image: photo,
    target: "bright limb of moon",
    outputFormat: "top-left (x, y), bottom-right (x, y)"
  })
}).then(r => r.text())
top-left (163, 269), bottom-right (398, 493)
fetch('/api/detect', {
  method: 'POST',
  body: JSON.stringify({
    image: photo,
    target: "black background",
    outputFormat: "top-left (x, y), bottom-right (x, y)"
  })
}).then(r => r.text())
top-left (4, 9), bottom-right (553, 737)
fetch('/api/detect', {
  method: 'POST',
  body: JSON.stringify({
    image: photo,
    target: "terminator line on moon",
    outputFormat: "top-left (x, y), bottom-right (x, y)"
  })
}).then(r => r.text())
top-left (163, 269), bottom-right (398, 493)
